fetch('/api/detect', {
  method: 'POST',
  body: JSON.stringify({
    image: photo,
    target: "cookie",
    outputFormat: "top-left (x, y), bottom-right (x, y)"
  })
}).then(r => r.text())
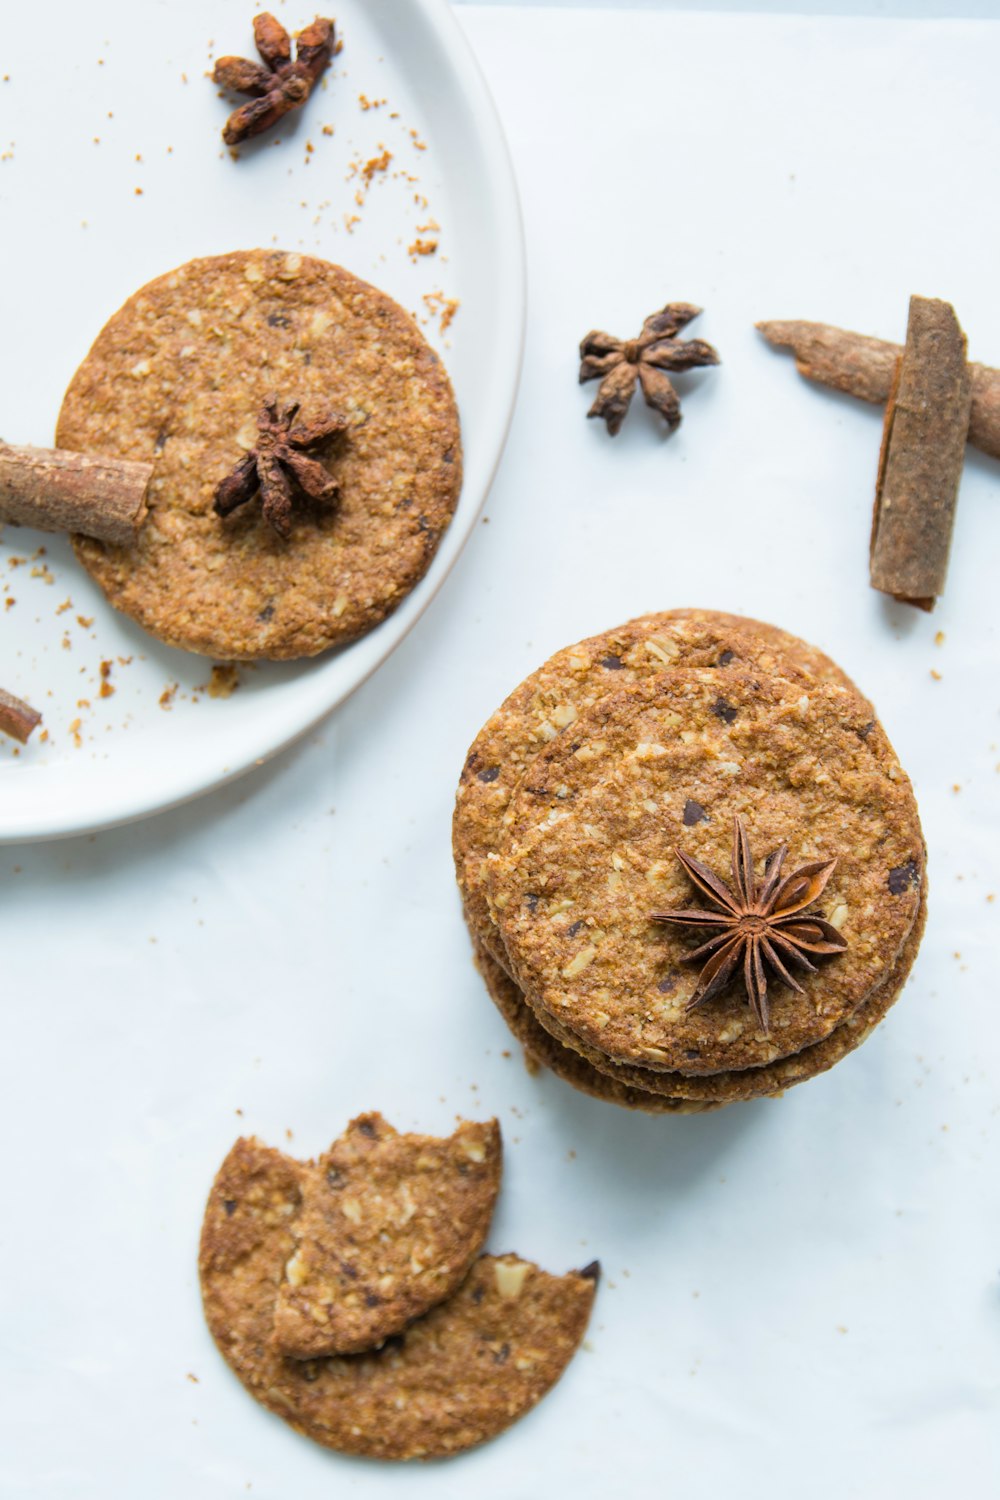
top-left (488, 670), bottom-right (923, 1074)
top-left (57, 251), bottom-right (462, 660)
top-left (473, 942), bottom-right (716, 1114)
top-left (454, 609), bottom-right (858, 970)
top-left (475, 879), bottom-right (926, 1104)
top-left (272, 1113), bottom-right (501, 1357)
top-left (199, 1138), bottom-right (597, 1460)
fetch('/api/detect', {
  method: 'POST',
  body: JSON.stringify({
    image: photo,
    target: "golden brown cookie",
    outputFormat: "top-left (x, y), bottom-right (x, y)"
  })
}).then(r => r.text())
top-left (453, 609), bottom-right (858, 971)
top-left (474, 880), bottom-right (926, 1104)
top-left (57, 251), bottom-right (462, 660)
top-left (473, 942), bottom-right (716, 1114)
top-left (488, 670), bottom-right (923, 1075)
top-left (199, 1138), bottom-right (597, 1460)
top-left (272, 1113), bottom-right (501, 1357)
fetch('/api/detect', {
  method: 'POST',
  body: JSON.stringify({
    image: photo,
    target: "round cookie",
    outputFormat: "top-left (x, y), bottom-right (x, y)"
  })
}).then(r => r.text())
top-left (488, 670), bottom-right (923, 1075)
top-left (475, 879), bottom-right (926, 1104)
top-left (57, 251), bottom-right (462, 659)
top-left (454, 609), bottom-right (860, 970)
top-left (199, 1138), bottom-right (596, 1460)
top-left (473, 942), bottom-right (716, 1114)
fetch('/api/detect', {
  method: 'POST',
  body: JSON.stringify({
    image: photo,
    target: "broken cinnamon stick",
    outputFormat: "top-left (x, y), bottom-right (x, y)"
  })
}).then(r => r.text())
top-left (0, 686), bottom-right (42, 744)
top-left (870, 296), bottom-right (971, 611)
top-left (0, 443), bottom-right (152, 546)
top-left (757, 319), bottom-right (1000, 461)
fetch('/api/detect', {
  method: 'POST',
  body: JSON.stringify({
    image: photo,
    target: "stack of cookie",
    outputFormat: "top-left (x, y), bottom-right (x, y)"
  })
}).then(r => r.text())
top-left (453, 609), bottom-right (926, 1112)
top-left (199, 1113), bottom-right (597, 1460)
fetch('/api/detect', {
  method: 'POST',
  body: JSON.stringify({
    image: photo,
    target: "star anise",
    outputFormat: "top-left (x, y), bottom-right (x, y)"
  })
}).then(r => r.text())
top-left (579, 303), bottom-right (720, 436)
top-left (214, 394), bottom-right (347, 538)
top-left (650, 816), bottom-right (848, 1036)
top-left (213, 13), bottom-right (335, 146)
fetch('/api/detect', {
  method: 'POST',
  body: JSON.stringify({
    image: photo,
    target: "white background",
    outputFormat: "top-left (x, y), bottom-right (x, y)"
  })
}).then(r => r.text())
top-left (2, 4), bottom-right (999, 1497)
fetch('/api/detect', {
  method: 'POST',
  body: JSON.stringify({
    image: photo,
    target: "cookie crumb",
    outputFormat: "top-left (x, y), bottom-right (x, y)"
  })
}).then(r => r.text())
top-left (422, 291), bottom-right (460, 334)
top-left (205, 663), bottom-right (240, 699)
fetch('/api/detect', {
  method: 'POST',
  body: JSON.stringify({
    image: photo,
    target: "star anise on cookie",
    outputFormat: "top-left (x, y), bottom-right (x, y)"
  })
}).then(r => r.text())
top-left (213, 13), bottom-right (335, 146)
top-left (579, 303), bottom-right (720, 436)
top-left (214, 394), bottom-right (348, 538)
top-left (650, 816), bottom-right (848, 1036)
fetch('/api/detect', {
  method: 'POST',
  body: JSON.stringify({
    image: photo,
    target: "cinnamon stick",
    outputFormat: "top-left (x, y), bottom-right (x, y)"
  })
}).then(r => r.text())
top-left (0, 443), bottom-right (152, 546)
top-left (757, 319), bottom-right (1000, 461)
top-left (870, 296), bottom-right (971, 611)
top-left (0, 686), bottom-right (42, 744)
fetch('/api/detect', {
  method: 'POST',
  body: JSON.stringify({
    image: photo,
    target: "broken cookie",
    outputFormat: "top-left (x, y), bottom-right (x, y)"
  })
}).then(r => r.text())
top-left (199, 1136), bottom-right (597, 1460)
top-left (272, 1112), bottom-right (502, 1357)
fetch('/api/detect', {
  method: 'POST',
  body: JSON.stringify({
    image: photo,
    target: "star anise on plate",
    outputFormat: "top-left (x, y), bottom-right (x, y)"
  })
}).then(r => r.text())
top-left (214, 394), bottom-right (348, 538)
top-left (579, 303), bottom-right (720, 436)
top-left (650, 816), bottom-right (848, 1036)
top-left (212, 13), bottom-right (335, 146)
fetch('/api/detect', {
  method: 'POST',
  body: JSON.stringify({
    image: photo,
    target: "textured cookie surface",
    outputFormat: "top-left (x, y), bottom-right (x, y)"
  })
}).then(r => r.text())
top-left (489, 670), bottom-right (923, 1074)
top-left (57, 251), bottom-right (462, 659)
top-left (474, 882), bottom-right (926, 1103)
top-left (199, 1139), bottom-right (596, 1460)
top-left (454, 610), bottom-right (857, 968)
top-left (473, 943), bottom-right (715, 1114)
top-left (272, 1113), bottom-right (501, 1357)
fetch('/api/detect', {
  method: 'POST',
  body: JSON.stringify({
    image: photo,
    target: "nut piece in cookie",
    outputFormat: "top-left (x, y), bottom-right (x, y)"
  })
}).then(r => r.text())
top-left (199, 1138), bottom-right (597, 1460)
top-left (271, 1112), bottom-right (502, 1357)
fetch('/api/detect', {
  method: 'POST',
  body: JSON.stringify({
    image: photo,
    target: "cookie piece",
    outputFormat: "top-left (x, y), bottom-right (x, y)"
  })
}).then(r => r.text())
top-left (57, 251), bottom-right (462, 660)
top-left (272, 1113), bottom-right (501, 1357)
top-left (489, 670), bottom-right (923, 1074)
top-left (475, 880), bottom-right (926, 1104)
top-left (199, 1139), bottom-right (597, 1460)
top-left (473, 942), bottom-right (716, 1114)
top-left (454, 609), bottom-right (857, 970)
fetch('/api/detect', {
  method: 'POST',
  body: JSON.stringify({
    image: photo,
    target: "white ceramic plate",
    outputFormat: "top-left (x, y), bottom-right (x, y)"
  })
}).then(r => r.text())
top-left (0, 0), bottom-right (524, 841)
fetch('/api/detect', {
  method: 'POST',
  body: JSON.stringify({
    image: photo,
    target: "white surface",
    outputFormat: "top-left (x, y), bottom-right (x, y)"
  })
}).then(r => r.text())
top-left (2, 6), bottom-right (1000, 1498)
top-left (0, 0), bottom-right (524, 841)
top-left (459, 0), bottom-right (1000, 14)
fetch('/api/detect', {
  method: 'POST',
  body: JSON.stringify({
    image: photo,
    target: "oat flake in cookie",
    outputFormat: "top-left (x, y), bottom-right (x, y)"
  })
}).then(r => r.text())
top-left (272, 1112), bottom-right (501, 1358)
top-left (199, 1138), bottom-right (597, 1460)
top-left (56, 251), bottom-right (462, 660)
